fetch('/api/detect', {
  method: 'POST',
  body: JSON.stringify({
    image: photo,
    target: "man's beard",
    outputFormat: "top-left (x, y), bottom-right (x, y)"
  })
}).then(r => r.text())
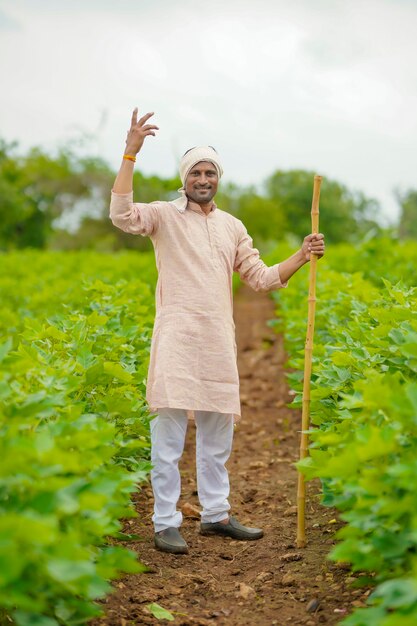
top-left (187, 187), bottom-right (216, 204)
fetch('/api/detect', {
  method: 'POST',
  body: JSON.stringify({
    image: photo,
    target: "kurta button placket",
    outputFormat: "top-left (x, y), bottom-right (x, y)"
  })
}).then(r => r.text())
top-left (206, 219), bottom-right (214, 259)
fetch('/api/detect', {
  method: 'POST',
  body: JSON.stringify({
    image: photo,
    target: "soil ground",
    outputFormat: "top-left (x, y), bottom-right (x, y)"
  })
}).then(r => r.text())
top-left (91, 285), bottom-right (370, 626)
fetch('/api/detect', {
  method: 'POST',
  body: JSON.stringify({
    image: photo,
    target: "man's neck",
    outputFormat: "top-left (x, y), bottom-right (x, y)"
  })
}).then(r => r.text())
top-left (199, 201), bottom-right (213, 216)
top-left (187, 195), bottom-right (214, 215)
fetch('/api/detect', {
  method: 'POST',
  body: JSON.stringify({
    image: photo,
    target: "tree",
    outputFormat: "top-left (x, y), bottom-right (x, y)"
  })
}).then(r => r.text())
top-left (265, 170), bottom-right (382, 244)
top-left (0, 139), bottom-right (113, 249)
top-left (235, 191), bottom-right (288, 247)
top-left (396, 189), bottom-right (417, 240)
top-left (50, 169), bottom-right (184, 252)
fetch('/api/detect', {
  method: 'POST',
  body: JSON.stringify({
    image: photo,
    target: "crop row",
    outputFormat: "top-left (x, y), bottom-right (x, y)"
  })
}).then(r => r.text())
top-left (1, 251), bottom-right (157, 625)
top-left (268, 238), bottom-right (417, 625)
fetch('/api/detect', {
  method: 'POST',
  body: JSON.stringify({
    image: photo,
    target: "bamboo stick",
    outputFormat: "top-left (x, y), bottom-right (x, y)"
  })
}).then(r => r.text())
top-left (296, 174), bottom-right (322, 549)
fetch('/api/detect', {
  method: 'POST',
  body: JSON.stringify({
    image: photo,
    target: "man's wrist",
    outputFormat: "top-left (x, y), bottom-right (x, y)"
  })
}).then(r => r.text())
top-left (295, 248), bottom-right (307, 265)
top-left (124, 146), bottom-right (140, 156)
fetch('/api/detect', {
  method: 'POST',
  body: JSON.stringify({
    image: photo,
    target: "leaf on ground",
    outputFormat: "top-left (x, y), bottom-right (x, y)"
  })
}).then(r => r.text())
top-left (147, 602), bottom-right (175, 621)
top-left (181, 502), bottom-right (201, 518)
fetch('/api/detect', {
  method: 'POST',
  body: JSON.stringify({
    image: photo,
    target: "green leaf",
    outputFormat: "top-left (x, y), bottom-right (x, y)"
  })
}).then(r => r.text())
top-left (84, 360), bottom-right (104, 384)
top-left (103, 361), bottom-right (133, 383)
top-left (340, 606), bottom-right (386, 626)
top-left (47, 559), bottom-right (95, 582)
top-left (113, 532), bottom-right (144, 541)
top-left (372, 578), bottom-right (417, 609)
top-left (0, 336), bottom-right (13, 362)
top-left (12, 612), bottom-right (59, 626)
top-left (399, 341), bottom-right (417, 358)
top-left (147, 603), bottom-right (175, 621)
top-left (406, 383), bottom-right (417, 415)
top-left (332, 351), bottom-right (354, 367)
top-left (87, 311), bottom-right (109, 326)
top-left (76, 345), bottom-right (95, 368)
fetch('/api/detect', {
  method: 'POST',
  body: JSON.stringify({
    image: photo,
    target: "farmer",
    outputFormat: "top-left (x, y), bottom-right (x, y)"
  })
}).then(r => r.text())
top-left (110, 108), bottom-right (325, 555)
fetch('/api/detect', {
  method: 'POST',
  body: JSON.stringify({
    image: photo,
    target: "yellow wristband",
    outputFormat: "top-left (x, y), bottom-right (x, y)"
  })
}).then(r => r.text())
top-left (123, 154), bottom-right (136, 163)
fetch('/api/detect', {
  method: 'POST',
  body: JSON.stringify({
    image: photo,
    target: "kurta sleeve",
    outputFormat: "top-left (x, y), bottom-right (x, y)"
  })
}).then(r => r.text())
top-left (233, 221), bottom-right (289, 292)
top-left (109, 190), bottom-right (160, 237)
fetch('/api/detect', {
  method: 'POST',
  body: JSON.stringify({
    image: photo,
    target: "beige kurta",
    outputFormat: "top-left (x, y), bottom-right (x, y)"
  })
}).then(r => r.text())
top-left (109, 191), bottom-right (288, 421)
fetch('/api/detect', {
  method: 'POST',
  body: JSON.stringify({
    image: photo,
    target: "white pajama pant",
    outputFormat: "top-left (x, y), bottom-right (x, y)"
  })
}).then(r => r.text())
top-left (150, 407), bottom-right (234, 532)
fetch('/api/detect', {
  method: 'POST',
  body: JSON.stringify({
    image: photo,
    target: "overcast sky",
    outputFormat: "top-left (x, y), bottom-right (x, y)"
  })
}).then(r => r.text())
top-left (1, 0), bottom-right (416, 225)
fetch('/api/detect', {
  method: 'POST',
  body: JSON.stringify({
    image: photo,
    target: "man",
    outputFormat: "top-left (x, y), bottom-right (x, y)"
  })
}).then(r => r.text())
top-left (110, 108), bottom-right (325, 555)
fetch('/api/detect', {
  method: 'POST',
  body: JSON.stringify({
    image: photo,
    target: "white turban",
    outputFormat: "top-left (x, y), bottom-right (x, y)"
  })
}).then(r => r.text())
top-left (169, 146), bottom-right (223, 213)
top-left (178, 146), bottom-right (223, 190)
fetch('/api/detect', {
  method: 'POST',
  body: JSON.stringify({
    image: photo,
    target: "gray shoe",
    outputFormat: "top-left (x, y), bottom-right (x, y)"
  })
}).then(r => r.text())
top-left (200, 515), bottom-right (264, 541)
top-left (154, 527), bottom-right (189, 554)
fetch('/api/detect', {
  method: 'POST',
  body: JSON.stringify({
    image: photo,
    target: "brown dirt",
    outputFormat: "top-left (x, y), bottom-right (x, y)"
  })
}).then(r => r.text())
top-left (91, 285), bottom-right (369, 626)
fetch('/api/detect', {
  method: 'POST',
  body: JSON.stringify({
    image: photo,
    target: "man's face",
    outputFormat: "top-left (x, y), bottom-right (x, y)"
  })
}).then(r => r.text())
top-left (185, 161), bottom-right (218, 205)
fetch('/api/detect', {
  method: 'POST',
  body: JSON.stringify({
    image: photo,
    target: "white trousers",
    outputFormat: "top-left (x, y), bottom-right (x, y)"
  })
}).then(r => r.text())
top-left (150, 407), bottom-right (234, 532)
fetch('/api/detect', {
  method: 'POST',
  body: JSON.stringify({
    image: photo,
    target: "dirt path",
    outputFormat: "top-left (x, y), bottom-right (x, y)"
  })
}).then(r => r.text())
top-left (92, 286), bottom-right (368, 625)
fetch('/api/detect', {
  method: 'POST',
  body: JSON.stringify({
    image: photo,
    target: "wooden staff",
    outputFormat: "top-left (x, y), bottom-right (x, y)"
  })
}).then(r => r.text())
top-left (296, 174), bottom-right (322, 549)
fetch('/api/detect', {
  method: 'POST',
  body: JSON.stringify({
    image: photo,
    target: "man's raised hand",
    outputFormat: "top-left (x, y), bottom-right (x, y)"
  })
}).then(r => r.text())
top-left (125, 108), bottom-right (159, 155)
